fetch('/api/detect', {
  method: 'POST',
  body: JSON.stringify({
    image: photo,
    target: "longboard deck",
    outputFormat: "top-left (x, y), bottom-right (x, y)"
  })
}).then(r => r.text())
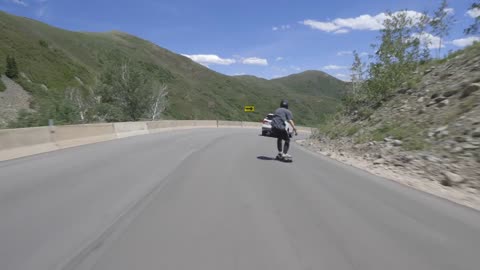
top-left (275, 156), bottom-right (293, 163)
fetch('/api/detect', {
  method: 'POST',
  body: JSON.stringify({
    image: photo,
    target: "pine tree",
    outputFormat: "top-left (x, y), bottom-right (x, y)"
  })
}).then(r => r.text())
top-left (5, 56), bottom-right (19, 79)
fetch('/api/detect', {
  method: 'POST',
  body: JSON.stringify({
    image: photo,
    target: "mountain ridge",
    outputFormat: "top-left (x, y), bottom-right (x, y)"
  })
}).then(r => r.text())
top-left (0, 10), bottom-right (348, 126)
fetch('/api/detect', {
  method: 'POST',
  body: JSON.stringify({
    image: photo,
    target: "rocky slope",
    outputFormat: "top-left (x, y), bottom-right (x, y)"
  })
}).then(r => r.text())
top-left (306, 43), bottom-right (480, 208)
top-left (0, 75), bottom-right (31, 128)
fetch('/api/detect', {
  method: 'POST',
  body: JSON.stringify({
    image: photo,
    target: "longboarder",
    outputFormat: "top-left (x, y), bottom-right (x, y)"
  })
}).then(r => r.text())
top-left (270, 100), bottom-right (297, 162)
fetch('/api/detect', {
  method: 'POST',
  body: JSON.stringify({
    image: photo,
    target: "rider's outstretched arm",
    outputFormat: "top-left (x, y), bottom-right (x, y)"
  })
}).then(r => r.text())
top-left (289, 120), bottom-right (297, 135)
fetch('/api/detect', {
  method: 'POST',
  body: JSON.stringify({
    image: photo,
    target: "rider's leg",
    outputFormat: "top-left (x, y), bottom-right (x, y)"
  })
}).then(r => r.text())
top-left (283, 140), bottom-right (290, 154)
top-left (282, 130), bottom-right (290, 154)
top-left (277, 137), bottom-right (283, 153)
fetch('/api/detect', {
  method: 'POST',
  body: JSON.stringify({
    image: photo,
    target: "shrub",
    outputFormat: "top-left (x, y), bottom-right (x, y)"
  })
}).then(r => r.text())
top-left (8, 110), bottom-right (39, 128)
top-left (0, 78), bottom-right (5, 92)
top-left (403, 137), bottom-right (429, 151)
top-left (357, 107), bottom-right (374, 120)
top-left (5, 56), bottom-right (19, 79)
top-left (371, 124), bottom-right (394, 141)
top-left (39, 40), bottom-right (49, 48)
top-left (346, 125), bottom-right (360, 136)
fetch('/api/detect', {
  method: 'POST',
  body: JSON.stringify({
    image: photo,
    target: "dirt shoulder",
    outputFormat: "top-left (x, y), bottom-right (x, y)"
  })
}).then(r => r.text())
top-left (296, 138), bottom-right (480, 211)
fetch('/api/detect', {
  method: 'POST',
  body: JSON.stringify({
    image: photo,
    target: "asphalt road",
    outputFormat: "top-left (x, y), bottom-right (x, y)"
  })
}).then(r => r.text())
top-left (1, 128), bottom-right (480, 270)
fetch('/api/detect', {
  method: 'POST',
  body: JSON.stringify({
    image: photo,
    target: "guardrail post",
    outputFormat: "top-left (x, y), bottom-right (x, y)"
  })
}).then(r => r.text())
top-left (48, 119), bottom-right (56, 143)
top-left (48, 119), bottom-right (54, 132)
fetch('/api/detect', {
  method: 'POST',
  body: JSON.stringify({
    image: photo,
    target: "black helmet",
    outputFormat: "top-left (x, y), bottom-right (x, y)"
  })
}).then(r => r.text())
top-left (280, 99), bottom-right (289, 109)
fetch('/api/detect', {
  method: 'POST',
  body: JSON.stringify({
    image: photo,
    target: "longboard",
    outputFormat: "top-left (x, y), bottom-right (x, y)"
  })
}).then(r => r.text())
top-left (275, 156), bottom-right (293, 163)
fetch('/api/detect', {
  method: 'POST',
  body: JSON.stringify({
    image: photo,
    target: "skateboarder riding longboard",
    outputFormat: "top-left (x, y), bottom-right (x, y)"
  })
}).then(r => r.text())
top-left (270, 100), bottom-right (297, 162)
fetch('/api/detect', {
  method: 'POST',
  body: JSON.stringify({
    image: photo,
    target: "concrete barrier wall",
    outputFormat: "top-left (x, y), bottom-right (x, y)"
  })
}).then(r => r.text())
top-left (146, 120), bottom-right (216, 133)
top-left (193, 120), bottom-right (218, 127)
top-left (0, 126), bottom-right (53, 150)
top-left (218, 120), bottom-right (243, 127)
top-left (114, 122), bottom-right (149, 138)
top-left (0, 127), bottom-right (57, 161)
top-left (242, 121), bottom-right (262, 128)
top-left (0, 120), bottom-right (312, 161)
top-left (173, 120), bottom-right (198, 127)
top-left (146, 120), bottom-right (177, 133)
top-left (55, 123), bottom-right (116, 148)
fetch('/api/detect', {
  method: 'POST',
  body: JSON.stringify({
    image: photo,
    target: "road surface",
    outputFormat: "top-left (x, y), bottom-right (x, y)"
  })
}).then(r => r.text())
top-left (1, 128), bottom-right (480, 270)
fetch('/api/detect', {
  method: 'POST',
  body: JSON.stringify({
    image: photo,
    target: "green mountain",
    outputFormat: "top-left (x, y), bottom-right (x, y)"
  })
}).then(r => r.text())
top-left (272, 70), bottom-right (349, 98)
top-left (0, 10), bottom-right (348, 126)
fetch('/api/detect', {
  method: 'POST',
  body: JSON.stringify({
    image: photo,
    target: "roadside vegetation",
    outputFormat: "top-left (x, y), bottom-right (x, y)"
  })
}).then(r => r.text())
top-left (5, 55), bottom-right (19, 79)
top-left (318, 0), bottom-right (479, 149)
top-left (8, 52), bottom-right (170, 127)
top-left (0, 78), bottom-right (5, 92)
top-left (0, 55), bottom-right (18, 92)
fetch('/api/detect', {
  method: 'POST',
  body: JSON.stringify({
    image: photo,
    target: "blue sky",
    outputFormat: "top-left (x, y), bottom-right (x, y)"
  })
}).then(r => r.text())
top-left (1, 0), bottom-right (479, 80)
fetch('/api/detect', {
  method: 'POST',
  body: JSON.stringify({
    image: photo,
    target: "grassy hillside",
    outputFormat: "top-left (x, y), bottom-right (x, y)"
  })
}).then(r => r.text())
top-left (0, 10), bottom-right (348, 126)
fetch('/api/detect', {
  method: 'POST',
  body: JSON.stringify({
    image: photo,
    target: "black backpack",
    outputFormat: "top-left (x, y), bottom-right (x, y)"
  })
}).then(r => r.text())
top-left (270, 114), bottom-right (286, 130)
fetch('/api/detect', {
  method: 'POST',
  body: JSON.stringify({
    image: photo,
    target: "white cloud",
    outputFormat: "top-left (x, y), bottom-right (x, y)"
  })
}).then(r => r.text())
top-left (241, 57), bottom-right (268, 66)
top-left (466, 8), bottom-right (480, 18)
top-left (333, 14), bottom-right (385, 31)
top-left (276, 57), bottom-right (284, 61)
top-left (10, 0), bottom-right (28, 6)
top-left (334, 73), bottom-right (350, 81)
top-left (444, 8), bottom-right (454, 15)
top-left (334, 29), bottom-right (350, 34)
top-left (451, 36), bottom-right (480, 47)
top-left (36, 6), bottom-right (47, 17)
top-left (182, 54), bottom-right (236, 66)
top-left (337, 50), bottom-right (352, 56)
top-left (360, 52), bottom-right (369, 57)
top-left (323, 65), bottom-right (348, 70)
top-left (301, 10), bottom-right (424, 33)
top-left (273, 24), bottom-right (291, 31)
top-left (302, 20), bottom-right (339, 32)
top-left (411, 32), bottom-right (444, 49)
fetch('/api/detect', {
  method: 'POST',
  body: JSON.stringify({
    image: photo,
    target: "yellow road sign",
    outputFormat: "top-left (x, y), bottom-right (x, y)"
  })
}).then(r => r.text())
top-left (244, 106), bottom-right (255, 112)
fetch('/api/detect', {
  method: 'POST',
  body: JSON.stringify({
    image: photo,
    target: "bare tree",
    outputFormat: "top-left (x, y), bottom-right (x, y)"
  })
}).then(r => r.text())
top-left (149, 83), bottom-right (168, 121)
top-left (430, 0), bottom-right (455, 57)
top-left (65, 87), bottom-right (95, 122)
top-left (465, 1), bottom-right (480, 35)
top-left (416, 11), bottom-right (433, 62)
top-left (99, 60), bottom-right (152, 121)
top-left (350, 51), bottom-right (365, 94)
